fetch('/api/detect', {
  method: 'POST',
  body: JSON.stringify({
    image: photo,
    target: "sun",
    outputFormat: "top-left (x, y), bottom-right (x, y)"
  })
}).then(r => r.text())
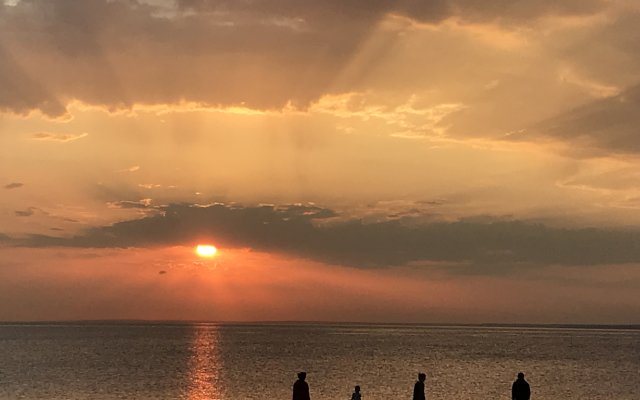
top-left (195, 244), bottom-right (218, 257)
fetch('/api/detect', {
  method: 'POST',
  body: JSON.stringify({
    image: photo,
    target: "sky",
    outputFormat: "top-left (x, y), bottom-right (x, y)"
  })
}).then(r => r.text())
top-left (1, 0), bottom-right (640, 323)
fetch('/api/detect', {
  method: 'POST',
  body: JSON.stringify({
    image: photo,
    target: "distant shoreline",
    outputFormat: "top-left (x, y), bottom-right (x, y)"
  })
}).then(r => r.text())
top-left (1, 320), bottom-right (639, 330)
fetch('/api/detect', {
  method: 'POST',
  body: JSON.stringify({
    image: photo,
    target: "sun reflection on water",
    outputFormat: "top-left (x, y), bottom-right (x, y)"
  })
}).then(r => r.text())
top-left (186, 325), bottom-right (223, 400)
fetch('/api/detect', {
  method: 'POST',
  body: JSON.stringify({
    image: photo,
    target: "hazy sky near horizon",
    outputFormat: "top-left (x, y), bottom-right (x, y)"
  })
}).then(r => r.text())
top-left (2, 0), bottom-right (640, 323)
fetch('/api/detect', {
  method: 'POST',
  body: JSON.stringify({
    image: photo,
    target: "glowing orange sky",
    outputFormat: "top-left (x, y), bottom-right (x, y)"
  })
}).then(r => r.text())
top-left (0, 246), bottom-right (638, 323)
top-left (1, 0), bottom-right (640, 323)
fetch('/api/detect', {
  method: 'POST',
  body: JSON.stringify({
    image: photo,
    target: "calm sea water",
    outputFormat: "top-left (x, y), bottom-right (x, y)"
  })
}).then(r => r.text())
top-left (0, 323), bottom-right (638, 399)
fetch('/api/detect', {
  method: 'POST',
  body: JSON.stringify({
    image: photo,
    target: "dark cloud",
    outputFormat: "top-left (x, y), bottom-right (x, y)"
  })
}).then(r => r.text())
top-left (523, 83), bottom-right (640, 155)
top-left (0, 0), bottom-right (609, 117)
top-left (4, 182), bottom-right (23, 189)
top-left (15, 207), bottom-right (37, 217)
top-left (0, 45), bottom-right (67, 116)
top-left (553, 12), bottom-right (640, 90)
top-left (177, 0), bottom-right (604, 24)
top-left (8, 203), bottom-right (640, 268)
top-left (448, 0), bottom-right (605, 24)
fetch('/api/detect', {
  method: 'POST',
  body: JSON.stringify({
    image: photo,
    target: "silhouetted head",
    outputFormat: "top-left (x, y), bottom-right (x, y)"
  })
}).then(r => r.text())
top-left (297, 372), bottom-right (307, 381)
top-left (418, 372), bottom-right (426, 382)
top-left (517, 372), bottom-right (525, 379)
top-left (354, 385), bottom-right (360, 393)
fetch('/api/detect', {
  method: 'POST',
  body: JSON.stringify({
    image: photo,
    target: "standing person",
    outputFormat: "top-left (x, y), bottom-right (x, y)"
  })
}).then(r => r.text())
top-left (292, 371), bottom-right (310, 400)
top-left (413, 372), bottom-right (426, 400)
top-left (512, 372), bottom-right (531, 400)
top-left (351, 385), bottom-right (362, 400)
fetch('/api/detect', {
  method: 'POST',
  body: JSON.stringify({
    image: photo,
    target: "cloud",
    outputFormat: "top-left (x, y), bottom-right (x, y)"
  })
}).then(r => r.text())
top-left (107, 199), bottom-right (153, 209)
top-left (446, 0), bottom-right (606, 24)
top-left (8, 203), bottom-right (640, 269)
top-left (31, 132), bottom-right (88, 142)
top-left (0, 0), bottom-right (610, 117)
top-left (4, 182), bottom-right (23, 189)
top-left (310, 92), bottom-right (465, 138)
top-left (118, 165), bottom-right (140, 173)
top-left (177, 0), bottom-right (605, 25)
top-left (14, 207), bottom-right (38, 217)
top-left (138, 183), bottom-right (162, 189)
top-left (0, 45), bottom-right (67, 117)
top-left (522, 83), bottom-right (640, 155)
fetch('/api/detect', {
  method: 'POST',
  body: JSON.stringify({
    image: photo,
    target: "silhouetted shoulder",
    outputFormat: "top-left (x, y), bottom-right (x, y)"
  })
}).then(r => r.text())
top-left (512, 373), bottom-right (531, 400)
top-left (292, 372), bottom-right (310, 400)
top-left (412, 373), bottom-right (426, 400)
top-left (351, 384), bottom-right (362, 400)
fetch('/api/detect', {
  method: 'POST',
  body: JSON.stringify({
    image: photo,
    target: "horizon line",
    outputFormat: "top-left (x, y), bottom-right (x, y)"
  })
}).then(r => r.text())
top-left (1, 319), bottom-right (639, 330)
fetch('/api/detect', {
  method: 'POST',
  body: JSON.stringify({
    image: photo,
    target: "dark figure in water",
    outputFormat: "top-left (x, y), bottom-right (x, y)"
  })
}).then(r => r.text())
top-left (351, 385), bottom-right (362, 400)
top-left (413, 372), bottom-right (426, 400)
top-left (512, 372), bottom-right (531, 400)
top-left (292, 371), bottom-right (310, 400)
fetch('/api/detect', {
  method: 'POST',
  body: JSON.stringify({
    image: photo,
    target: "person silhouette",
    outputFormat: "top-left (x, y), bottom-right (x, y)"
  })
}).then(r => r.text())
top-left (292, 371), bottom-right (310, 400)
top-left (351, 385), bottom-right (362, 400)
top-left (512, 372), bottom-right (531, 400)
top-left (413, 372), bottom-right (426, 400)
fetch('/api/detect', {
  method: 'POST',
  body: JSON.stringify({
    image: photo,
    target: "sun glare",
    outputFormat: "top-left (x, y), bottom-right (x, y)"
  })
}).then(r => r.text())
top-left (196, 244), bottom-right (218, 257)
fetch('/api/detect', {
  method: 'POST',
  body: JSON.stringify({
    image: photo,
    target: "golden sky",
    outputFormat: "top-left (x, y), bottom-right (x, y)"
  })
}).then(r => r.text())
top-left (1, 0), bottom-right (640, 323)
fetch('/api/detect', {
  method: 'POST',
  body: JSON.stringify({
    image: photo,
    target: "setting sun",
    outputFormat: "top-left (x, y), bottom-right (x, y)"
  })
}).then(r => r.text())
top-left (195, 244), bottom-right (217, 257)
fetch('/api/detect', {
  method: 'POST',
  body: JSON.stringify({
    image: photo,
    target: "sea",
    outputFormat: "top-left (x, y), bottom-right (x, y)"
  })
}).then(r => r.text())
top-left (0, 323), bottom-right (638, 399)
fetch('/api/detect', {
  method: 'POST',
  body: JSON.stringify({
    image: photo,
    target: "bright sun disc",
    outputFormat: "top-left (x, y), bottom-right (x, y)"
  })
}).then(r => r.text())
top-left (196, 244), bottom-right (217, 257)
